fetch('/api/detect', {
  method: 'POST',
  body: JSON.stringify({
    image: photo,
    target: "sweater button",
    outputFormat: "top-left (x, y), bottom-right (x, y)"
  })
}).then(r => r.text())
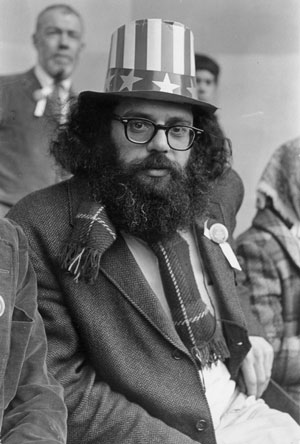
top-left (172, 349), bottom-right (182, 360)
top-left (196, 419), bottom-right (207, 431)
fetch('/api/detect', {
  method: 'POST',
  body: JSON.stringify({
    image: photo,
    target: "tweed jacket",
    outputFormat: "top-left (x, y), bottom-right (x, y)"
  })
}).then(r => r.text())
top-left (0, 218), bottom-right (67, 443)
top-left (8, 177), bottom-right (266, 444)
top-left (237, 208), bottom-right (300, 403)
top-left (0, 69), bottom-right (73, 208)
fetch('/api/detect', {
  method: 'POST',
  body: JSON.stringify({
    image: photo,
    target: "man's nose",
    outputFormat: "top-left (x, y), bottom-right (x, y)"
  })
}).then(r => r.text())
top-left (59, 32), bottom-right (70, 48)
top-left (146, 129), bottom-right (170, 153)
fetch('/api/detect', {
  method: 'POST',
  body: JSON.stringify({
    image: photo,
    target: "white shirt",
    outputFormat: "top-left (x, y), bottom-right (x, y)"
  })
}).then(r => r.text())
top-left (33, 65), bottom-right (71, 120)
top-left (122, 230), bottom-right (236, 428)
top-left (34, 64), bottom-right (71, 101)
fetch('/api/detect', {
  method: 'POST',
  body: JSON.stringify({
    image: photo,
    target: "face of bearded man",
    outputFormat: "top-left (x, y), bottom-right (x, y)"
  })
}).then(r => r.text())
top-left (89, 99), bottom-right (211, 243)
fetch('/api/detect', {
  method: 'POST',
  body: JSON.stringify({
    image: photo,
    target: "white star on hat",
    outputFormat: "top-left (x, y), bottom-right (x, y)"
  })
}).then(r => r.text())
top-left (120, 70), bottom-right (143, 91)
top-left (152, 73), bottom-right (179, 93)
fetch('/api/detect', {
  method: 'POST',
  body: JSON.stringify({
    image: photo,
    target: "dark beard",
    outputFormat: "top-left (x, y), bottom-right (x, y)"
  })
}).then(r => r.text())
top-left (89, 144), bottom-right (210, 243)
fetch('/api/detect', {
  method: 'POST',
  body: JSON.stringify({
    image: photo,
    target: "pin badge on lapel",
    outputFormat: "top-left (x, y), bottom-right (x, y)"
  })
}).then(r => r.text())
top-left (209, 223), bottom-right (229, 244)
top-left (204, 221), bottom-right (242, 271)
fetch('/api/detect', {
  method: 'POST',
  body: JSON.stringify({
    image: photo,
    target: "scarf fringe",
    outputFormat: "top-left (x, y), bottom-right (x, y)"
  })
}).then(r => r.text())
top-left (191, 337), bottom-right (230, 368)
top-left (59, 242), bottom-right (101, 283)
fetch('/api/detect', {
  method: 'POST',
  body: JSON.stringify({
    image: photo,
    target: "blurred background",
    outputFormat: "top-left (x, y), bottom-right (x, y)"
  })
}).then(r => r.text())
top-left (0, 0), bottom-right (299, 235)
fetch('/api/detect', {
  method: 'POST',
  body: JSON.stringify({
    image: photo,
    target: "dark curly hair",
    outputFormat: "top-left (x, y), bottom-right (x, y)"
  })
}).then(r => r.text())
top-left (50, 95), bottom-right (230, 180)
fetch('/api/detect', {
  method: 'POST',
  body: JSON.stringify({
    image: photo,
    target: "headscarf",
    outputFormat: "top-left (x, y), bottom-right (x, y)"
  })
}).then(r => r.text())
top-left (256, 137), bottom-right (300, 234)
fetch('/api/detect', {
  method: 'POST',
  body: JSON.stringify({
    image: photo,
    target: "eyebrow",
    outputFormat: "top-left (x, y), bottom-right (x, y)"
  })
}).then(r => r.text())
top-left (121, 111), bottom-right (193, 125)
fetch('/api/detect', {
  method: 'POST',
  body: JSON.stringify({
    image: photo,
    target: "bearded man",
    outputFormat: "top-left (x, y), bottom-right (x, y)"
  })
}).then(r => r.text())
top-left (8, 19), bottom-right (300, 444)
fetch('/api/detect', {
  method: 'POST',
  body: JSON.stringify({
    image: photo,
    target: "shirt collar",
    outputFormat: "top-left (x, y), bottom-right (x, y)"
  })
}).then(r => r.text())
top-left (34, 64), bottom-right (72, 92)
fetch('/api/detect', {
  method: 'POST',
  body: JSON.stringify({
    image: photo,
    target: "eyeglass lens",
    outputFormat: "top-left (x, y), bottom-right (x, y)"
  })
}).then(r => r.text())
top-left (126, 119), bottom-right (195, 150)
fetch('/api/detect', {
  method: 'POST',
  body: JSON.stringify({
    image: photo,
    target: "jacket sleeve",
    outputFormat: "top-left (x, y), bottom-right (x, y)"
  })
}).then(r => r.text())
top-left (1, 222), bottom-right (67, 444)
top-left (27, 249), bottom-right (200, 444)
top-left (236, 235), bottom-right (300, 385)
top-left (234, 272), bottom-right (266, 337)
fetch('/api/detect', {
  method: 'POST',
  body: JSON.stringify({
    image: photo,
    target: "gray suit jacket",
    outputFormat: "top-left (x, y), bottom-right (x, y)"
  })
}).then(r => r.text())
top-left (0, 69), bottom-right (73, 207)
top-left (8, 177), bottom-right (257, 444)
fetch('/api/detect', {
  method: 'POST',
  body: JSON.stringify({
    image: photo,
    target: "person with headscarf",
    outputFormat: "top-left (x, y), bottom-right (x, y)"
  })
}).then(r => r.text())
top-left (237, 137), bottom-right (300, 405)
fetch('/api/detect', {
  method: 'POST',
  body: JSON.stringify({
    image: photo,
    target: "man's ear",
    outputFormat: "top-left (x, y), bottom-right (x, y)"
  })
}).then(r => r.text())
top-left (80, 41), bottom-right (86, 53)
top-left (32, 33), bottom-right (38, 49)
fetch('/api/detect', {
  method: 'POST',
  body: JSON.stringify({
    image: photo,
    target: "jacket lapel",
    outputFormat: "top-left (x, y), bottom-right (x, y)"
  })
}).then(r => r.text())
top-left (66, 179), bottom-right (187, 352)
top-left (21, 69), bottom-right (41, 104)
top-left (100, 235), bottom-right (187, 352)
top-left (194, 219), bottom-right (248, 328)
top-left (22, 69), bottom-right (76, 115)
top-left (66, 180), bottom-right (245, 349)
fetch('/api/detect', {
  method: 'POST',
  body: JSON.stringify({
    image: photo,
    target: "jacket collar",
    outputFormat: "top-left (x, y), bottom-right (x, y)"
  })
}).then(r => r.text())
top-left (66, 178), bottom-right (188, 350)
top-left (21, 68), bottom-right (76, 104)
top-left (20, 69), bottom-right (42, 104)
top-left (67, 176), bottom-right (116, 254)
top-left (65, 177), bottom-right (246, 345)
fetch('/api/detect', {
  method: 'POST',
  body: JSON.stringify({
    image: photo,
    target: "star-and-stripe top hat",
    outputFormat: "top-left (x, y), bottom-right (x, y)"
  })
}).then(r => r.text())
top-left (79, 19), bottom-right (217, 113)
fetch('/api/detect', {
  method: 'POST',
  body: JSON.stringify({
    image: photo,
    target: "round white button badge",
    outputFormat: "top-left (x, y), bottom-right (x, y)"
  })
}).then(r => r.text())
top-left (0, 296), bottom-right (5, 317)
top-left (209, 223), bottom-right (229, 244)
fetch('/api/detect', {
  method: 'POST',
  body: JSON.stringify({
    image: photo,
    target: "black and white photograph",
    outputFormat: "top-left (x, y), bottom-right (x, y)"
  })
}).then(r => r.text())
top-left (0, 1), bottom-right (299, 443)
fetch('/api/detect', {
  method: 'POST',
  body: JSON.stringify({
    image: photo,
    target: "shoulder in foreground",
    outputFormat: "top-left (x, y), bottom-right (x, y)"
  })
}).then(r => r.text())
top-left (215, 167), bottom-right (245, 196)
top-left (7, 176), bottom-right (88, 231)
top-left (210, 167), bottom-right (245, 213)
top-left (8, 179), bottom-right (72, 219)
top-left (0, 217), bottom-right (27, 247)
top-left (280, 136), bottom-right (300, 150)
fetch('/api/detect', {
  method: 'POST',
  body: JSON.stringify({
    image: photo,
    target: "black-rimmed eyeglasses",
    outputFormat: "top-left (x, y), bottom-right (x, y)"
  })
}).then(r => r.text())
top-left (112, 115), bottom-right (204, 151)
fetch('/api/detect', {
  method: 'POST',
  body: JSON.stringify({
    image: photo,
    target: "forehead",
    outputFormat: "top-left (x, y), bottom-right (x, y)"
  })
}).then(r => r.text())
top-left (37, 9), bottom-right (83, 33)
top-left (195, 69), bottom-right (215, 82)
top-left (114, 99), bottom-right (193, 121)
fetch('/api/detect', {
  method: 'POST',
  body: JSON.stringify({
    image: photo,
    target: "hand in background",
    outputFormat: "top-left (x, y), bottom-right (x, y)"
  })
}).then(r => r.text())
top-left (239, 336), bottom-right (274, 398)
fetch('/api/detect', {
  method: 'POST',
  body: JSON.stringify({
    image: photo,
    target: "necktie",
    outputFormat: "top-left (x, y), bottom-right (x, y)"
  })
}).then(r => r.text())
top-left (46, 82), bottom-right (63, 121)
top-left (150, 232), bottom-right (229, 368)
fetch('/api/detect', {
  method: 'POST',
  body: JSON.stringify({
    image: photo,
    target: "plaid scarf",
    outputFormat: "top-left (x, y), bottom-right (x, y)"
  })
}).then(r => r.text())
top-left (59, 201), bottom-right (117, 283)
top-left (60, 201), bottom-right (230, 367)
top-left (151, 233), bottom-right (229, 368)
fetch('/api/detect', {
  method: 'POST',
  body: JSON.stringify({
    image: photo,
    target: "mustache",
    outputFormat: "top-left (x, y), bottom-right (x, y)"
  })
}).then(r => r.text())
top-left (121, 154), bottom-right (183, 175)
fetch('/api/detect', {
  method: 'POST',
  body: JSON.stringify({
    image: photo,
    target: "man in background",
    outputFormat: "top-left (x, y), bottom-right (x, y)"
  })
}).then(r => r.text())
top-left (195, 54), bottom-right (220, 103)
top-left (0, 4), bottom-right (85, 217)
top-left (194, 54), bottom-right (244, 236)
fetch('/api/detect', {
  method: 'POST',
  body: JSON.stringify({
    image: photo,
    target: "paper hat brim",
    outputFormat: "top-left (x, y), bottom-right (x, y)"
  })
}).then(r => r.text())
top-left (79, 90), bottom-right (217, 114)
